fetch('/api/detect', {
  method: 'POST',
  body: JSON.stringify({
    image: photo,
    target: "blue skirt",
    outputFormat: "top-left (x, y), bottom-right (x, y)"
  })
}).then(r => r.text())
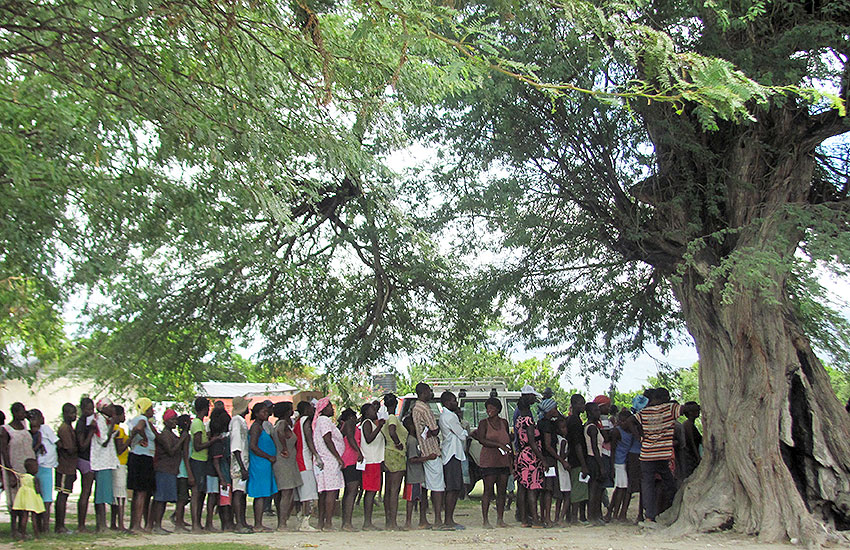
top-left (247, 430), bottom-right (278, 498)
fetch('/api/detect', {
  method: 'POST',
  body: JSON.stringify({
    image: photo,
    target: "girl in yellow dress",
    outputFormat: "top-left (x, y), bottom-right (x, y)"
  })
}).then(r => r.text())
top-left (12, 458), bottom-right (45, 538)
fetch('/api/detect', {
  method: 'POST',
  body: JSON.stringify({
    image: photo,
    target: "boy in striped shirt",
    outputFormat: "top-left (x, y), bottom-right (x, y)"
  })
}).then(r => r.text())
top-left (635, 388), bottom-right (683, 524)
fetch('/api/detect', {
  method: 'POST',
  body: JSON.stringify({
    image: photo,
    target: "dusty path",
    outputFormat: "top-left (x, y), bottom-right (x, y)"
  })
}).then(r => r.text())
top-left (62, 522), bottom-right (800, 550)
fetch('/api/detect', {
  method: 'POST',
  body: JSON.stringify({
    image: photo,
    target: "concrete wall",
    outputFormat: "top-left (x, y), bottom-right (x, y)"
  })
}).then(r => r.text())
top-left (0, 377), bottom-right (135, 426)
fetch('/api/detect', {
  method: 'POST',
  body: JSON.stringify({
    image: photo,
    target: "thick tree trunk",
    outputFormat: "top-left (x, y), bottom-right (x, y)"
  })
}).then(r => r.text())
top-left (641, 108), bottom-right (850, 545)
top-left (661, 277), bottom-right (850, 545)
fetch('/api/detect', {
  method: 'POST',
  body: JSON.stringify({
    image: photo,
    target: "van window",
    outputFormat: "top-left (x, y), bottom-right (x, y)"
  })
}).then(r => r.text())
top-left (460, 399), bottom-right (489, 427)
top-left (460, 398), bottom-right (520, 426)
top-left (505, 398), bottom-right (519, 424)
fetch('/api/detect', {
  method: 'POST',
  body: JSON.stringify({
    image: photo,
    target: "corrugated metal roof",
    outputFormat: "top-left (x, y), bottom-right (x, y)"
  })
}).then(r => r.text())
top-left (198, 381), bottom-right (297, 397)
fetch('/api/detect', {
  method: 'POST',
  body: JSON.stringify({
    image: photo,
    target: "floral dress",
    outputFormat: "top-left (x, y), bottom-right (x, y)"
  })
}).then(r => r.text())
top-left (514, 415), bottom-right (543, 490)
top-left (313, 415), bottom-right (345, 492)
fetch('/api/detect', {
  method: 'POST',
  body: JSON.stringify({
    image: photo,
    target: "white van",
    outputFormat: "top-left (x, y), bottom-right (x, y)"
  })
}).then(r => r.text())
top-left (397, 378), bottom-right (521, 426)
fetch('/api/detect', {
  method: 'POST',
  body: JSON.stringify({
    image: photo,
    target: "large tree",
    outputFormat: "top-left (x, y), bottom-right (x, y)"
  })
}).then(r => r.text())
top-left (409, 0), bottom-right (850, 544)
top-left (0, 0), bottom-right (487, 388)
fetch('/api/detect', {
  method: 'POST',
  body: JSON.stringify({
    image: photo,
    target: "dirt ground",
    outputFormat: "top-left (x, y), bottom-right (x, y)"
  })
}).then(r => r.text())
top-left (0, 491), bottom-right (816, 550)
top-left (105, 524), bottom-right (802, 550)
top-left (0, 518), bottom-right (805, 550)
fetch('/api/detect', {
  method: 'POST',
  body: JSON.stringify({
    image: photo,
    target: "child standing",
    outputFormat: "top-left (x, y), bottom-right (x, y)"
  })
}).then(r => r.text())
top-left (403, 414), bottom-right (433, 529)
top-left (12, 458), bottom-right (46, 538)
top-left (28, 408), bottom-right (57, 532)
top-left (554, 416), bottom-right (571, 525)
top-left (111, 405), bottom-right (130, 531)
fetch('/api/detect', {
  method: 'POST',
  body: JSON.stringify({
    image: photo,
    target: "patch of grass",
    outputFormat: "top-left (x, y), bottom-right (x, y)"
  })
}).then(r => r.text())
top-left (4, 532), bottom-right (275, 550)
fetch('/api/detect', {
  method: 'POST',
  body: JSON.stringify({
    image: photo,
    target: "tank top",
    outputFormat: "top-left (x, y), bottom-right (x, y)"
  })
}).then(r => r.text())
top-left (341, 424), bottom-right (361, 467)
top-left (360, 419), bottom-right (385, 465)
top-left (478, 417), bottom-right (511, 468)
top-left (3, 424), bottom-right (35, 471)
top-left (614, 426), bottom-right (632, 464)
top-left (584, 423), bottom-right (598, 457)
top-left (294, 415), bottom-right (313, 471)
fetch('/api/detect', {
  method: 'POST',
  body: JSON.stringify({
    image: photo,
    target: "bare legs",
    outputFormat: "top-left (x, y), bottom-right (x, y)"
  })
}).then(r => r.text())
top-left (39, 502), bottom-right (51, 533)
top-left (130, 490), bottom-right (150, 533)
top-left (205, 492), bottom-right (220, 531)
top-left (481, 473), bottom-right (509, 528)
top-left (78, 471), bottom-right (94, 532)
top-left (55, 492), bottom-right (71, 534)
top-left (276, 489), bottom-right (295, 530)
top-left (517, 485), bottom-right (540, 526)
top-left (363, 490), bottom-right (380, 530)
top-left (111, 498), bottom-right (126, 531)
top-left (150, 500), bottom-right (171, 534)
top-left (342, 480), bottom-right (359, 530)
top-left (383, 471), bottom-right (404, 530)
top-left (253, 496), bottom-right (271, 532)
top-left (431, 490), bottom-right (444, 527)
top-left (318, 490), bottom-right (338, 531)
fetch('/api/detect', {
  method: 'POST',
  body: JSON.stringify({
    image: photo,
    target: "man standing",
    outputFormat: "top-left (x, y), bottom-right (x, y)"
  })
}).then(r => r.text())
top-left (634, 388), bottom-right (683, 525)
top-left (54, 403), bottom-right (78, 534)
top-left (412, 382), bottom-right (444, 526)
top-left (439, 391), bottom-right (467, 530)
top-left (228, 396), bottom-right (251, 533)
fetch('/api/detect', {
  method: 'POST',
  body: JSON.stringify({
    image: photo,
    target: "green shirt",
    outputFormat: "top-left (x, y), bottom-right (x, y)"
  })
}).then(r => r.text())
top-left (190, 417), bottom-right (208, 462)
top-left (381, 414), bottom-right (408, 472)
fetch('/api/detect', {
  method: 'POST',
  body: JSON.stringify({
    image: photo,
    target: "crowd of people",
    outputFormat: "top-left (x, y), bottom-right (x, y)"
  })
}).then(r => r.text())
top-left (0, 382), bottom-right (701, 539)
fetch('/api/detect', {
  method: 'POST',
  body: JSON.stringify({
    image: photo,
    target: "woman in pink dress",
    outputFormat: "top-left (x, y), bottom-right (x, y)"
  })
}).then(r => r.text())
top-left (312, 397), bottom-right (344, 530)
top-left (514, 395), bottom-right (544, 527)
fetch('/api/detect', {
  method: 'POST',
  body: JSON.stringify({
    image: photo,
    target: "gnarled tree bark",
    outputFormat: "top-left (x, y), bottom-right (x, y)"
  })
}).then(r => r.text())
top-left (644, 107), bottom-right (850, 545)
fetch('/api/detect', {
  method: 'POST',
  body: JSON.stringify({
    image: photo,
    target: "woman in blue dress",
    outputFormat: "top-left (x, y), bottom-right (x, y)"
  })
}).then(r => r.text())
top-left (247, 402), bottom-right (278, 532)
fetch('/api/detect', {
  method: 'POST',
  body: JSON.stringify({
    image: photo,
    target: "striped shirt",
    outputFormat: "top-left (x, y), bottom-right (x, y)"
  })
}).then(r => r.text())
top-left (412, 400), bottom-right (441, 457)
top-left (635, 402), bottom-right (682, 461)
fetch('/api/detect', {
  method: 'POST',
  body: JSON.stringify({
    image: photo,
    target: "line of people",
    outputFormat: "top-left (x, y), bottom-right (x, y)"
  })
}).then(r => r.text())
top-left (506, 386), bottom-right (702, 528)
top-left (0, 383), bottom-right (701, 539)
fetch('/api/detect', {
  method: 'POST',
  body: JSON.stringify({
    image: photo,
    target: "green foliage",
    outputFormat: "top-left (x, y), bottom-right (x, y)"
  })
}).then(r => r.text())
top-left (400, 345), bottom-right (581, 412)
top-left (825, 364), bottom-right (850, 404)
top-left (0, 0), bottom-right (491, 390)
top-left (647, 363), bottom-right (701, 404)
top-left (407, 0), bottom-right (849, 379)
top-left (0, 276), bottom-right (69, 381)
top-left (1, 0), bottom-right (847, 401)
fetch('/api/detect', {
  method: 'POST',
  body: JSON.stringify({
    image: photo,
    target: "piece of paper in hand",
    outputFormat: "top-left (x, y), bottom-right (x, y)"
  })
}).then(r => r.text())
top-left (421, 426), bottom-right (430, 440)
top-left (579, 472), bottom-right (590, 483)
top-left (356, 460), bottom-right (366, 471)
top-left (545, 467), bottom-right (557, 477)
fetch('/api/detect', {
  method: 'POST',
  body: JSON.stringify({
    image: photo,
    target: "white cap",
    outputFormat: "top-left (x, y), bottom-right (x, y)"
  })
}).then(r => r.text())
top-left (520, 384), bottom-right (542, 398)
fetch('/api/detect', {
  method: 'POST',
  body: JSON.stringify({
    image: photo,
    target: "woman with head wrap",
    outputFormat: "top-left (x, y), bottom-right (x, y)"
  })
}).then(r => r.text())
top-left (128, 397), bottom-right (158, 533)
top-left (311, 397), bottom-right (345, 530)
